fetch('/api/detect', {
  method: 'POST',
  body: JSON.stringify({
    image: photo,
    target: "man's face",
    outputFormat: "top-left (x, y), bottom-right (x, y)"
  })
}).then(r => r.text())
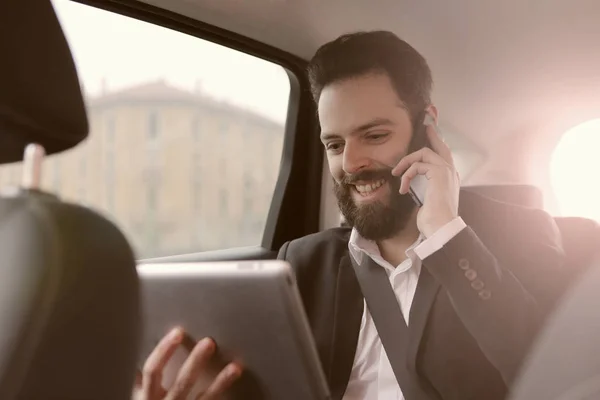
top-left (318, 72), bottom-right (417, 240)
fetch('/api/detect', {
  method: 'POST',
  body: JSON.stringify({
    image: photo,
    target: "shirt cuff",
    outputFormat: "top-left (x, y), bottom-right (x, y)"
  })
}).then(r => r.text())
top-left (414, 217), bottom-right (467, 260)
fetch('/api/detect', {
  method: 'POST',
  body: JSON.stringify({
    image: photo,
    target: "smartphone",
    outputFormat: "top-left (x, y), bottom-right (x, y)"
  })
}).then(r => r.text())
top-left (407, 113), bottom-right (435, 207)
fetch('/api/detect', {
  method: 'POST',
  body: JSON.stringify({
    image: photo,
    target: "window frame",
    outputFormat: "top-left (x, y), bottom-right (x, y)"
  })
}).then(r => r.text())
top-left (71, 0), bottom-right (324, 258)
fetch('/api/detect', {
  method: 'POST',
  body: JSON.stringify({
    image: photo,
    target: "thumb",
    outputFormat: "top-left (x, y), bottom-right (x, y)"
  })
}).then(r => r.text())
top-left (131, 370), bottom-right (143, 400)
top-left (135, 369), bottom-right (143, 387)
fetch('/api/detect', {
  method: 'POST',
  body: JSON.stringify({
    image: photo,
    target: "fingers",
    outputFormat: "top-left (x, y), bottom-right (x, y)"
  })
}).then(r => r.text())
top-left (166, 338), bottom-right (217, 400)
top-left (131, 369), bottom-right (144, 400)
top-left (142, 327), bottom-right (184, 398)
top-left (135, 369), bottom-right (143, 388)
top-left (399, 162), bottom-right (430, 194)
top-left (140, 331), bottom-right (241, 400)
top-left (392, 146), bottom-right (444, 177)
top-left (199, 362), bottom-right (243, 400)
top-left (391, 124), bottom-right (454, 178)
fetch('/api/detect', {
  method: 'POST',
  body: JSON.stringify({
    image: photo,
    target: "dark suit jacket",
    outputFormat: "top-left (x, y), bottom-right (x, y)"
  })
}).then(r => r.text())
top-left (277, 189), bottom-right (567, 400)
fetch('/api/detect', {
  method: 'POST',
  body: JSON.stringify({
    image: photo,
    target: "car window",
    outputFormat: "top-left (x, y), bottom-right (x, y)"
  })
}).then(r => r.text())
top-left (0, 0), bottom-right (290, 258)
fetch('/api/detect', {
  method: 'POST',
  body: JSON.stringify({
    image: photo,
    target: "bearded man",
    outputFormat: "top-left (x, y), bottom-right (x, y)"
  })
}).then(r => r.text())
top-left (275, 31), bottom-right (566, 400)
top-left (135, 31), bottom-right (567, 400)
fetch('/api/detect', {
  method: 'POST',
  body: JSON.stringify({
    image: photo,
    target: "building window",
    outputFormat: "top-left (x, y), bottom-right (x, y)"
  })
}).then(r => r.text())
top-left (219, 120), bottom-right (229, 142)
top-left (105, 151), bottom-right (115, 211)
top-left (193, 185), bottom-right (201, 211)
top-left (192, 154), bottom-right (202, 211)
top-left (193, 152), bottom-right (201, 174)
top-left (107, 115), bottom-right (115, 144)
top-left (147, 184), bottom-right (158, 212)
top-left (192, 115), bottom-right (200, 141)
top-left (218, 157), bottom-right (227, 178)
top-left (148, 111), bottom-right (159, 140)
top-left (219, 188), bottom-right (228, 217)
top-left (243, 172), bottom-right (253, 214)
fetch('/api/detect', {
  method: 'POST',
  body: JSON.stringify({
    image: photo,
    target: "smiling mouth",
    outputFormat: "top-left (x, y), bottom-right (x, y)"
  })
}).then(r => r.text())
top-left (354, 179), bottom-right (386, 197)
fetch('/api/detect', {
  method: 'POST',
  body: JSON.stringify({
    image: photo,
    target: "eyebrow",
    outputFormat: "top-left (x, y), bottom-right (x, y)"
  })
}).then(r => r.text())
top-left (320, 117), bottom-right (395, 142)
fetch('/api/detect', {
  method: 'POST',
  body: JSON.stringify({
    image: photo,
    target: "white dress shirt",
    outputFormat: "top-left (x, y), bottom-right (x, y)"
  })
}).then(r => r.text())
top-left (342, 217), bottom-right (467, 400)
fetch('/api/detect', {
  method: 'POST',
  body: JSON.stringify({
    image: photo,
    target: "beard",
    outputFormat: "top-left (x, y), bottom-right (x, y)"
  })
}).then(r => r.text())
top-left (334, 167), bottom-right (416, 241)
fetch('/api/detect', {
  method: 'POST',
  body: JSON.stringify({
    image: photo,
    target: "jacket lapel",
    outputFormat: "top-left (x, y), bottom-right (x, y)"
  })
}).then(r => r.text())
top-left (326, 252), bottom-right (442, 399)
top-left (325, 190), bottom-right (481, 397)
top-left (328, 254), bottom-right (364, 400)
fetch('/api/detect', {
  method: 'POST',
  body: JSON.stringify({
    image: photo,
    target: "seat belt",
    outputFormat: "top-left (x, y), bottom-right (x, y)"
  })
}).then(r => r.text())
top-left (349, 254), bottom-right (432, 400)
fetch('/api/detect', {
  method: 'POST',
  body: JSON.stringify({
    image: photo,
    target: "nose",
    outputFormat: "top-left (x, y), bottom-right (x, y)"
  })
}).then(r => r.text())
top-left (342, 142), bottom-right (370, 175)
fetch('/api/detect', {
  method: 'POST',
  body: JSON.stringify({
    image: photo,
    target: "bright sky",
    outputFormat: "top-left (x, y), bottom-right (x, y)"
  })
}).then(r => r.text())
top-left (550, 119), bottom-right (600, 221)
top-left (50, 0), bottom-right (290, 123)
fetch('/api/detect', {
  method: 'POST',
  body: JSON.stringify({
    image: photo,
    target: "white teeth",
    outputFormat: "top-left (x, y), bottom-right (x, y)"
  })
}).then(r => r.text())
top-left (355, 179), bottom-right (385, 195)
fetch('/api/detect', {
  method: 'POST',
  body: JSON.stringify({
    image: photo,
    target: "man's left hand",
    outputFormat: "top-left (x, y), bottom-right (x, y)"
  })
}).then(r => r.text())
top-left (391, 123), bottom-right (460, 238)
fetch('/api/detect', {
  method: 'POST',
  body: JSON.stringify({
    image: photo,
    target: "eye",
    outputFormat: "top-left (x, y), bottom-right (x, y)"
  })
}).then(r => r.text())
top-left (325, 142), bottom-right (344, 154)
top-left (365, 131), bottom-right (389, 142)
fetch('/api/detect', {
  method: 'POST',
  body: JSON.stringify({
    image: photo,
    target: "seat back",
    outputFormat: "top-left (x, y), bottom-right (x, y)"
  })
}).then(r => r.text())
top-left (509, 248), bottom-right (600, 400)
top-left (0, 189), bottom-right (64, 398)
top-left (464, 185), bottom-right (599, 295)
top-left (463, 184), bottom-right (544, 209)
top-left (465, 187), bottom-right (600, 399)
top-left (554, 216), bottom-right (600, 278)
top-left (0, 1), bottom-right (139, 398)
top-left (0, 157), bottom-right (140, 400)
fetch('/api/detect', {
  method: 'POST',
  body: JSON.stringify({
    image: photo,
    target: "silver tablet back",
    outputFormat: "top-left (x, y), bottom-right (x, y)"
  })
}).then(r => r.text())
top-left (137, 260), bottom-right (331, 400)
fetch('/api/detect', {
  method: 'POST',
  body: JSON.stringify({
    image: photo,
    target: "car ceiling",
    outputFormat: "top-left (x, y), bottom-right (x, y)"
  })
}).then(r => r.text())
top-left (138, 0), bottom-right (600, 152)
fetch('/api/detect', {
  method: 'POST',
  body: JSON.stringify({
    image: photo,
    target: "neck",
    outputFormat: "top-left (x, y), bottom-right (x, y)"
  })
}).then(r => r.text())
top-left (377, 208), bottom-right (420, 267)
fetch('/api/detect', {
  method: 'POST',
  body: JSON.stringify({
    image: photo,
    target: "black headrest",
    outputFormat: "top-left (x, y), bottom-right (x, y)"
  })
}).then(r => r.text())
top-left (463, 184), bottom-right (544, 209)
top-left (0, 0), bottom-right (88, 164)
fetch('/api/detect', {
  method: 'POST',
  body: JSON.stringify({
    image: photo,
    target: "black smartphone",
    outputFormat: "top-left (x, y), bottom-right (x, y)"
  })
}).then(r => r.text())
top-left (407, 111), bottom-right (434, 207)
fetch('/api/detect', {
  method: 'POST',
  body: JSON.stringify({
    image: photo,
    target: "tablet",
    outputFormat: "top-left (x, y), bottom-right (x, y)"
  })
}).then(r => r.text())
top-left (137, 260), bottom-right (331, 400)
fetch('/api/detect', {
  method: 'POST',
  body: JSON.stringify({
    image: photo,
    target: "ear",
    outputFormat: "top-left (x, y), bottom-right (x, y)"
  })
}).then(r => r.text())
top-left (425, 104), bottom-right (439, 125)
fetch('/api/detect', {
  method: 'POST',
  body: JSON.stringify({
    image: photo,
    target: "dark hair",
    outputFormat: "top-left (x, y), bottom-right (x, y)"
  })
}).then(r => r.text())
top-left (307, 30), bottom-right (433, 123)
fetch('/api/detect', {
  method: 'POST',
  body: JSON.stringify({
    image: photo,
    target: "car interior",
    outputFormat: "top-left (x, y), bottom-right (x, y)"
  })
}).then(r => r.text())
top-left (2, 0), bottom-right (600, 398)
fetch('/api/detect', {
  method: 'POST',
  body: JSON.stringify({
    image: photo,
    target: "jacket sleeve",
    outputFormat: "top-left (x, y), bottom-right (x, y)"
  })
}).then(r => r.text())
top-left (423, 207), bottom-right (566, 384)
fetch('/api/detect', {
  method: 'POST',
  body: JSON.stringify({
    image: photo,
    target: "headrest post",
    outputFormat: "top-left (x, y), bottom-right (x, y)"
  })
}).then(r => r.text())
top-left (22, 143), bottom-right (45, 190)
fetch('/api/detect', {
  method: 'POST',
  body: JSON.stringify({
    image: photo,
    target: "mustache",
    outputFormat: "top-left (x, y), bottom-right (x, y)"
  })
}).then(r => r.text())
top-left (339, 168), bottom-right (395, 186)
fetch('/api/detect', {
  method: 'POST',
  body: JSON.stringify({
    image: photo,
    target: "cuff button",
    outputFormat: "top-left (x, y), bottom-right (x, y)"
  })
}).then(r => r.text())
top-left (458, 258), bottom-right (470, 270)
top-left (471, 279), bottom-right (485, 291)
top-left (465, 269), bottom-right (477, 281)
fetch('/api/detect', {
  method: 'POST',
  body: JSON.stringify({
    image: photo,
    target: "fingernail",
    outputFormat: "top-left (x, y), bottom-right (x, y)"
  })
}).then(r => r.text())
top-left (227, 364), bottom-right (242, 378)
top-left (199, 337), bottom-right (215, 351)
top-left (170, 327), bottom-right (184, 340)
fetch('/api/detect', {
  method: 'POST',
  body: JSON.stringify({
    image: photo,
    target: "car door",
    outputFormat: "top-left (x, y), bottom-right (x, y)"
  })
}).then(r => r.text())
top-left (0, 0), bottom-right (324, 262)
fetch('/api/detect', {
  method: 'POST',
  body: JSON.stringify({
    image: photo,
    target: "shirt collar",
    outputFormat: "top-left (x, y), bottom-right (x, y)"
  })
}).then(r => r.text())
top-left (348, 227), bottom-right (424, 271)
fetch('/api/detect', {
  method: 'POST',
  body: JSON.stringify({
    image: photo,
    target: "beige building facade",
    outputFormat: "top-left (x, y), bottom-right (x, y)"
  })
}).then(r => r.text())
top-left (0, 81), bottom-right (285, 258)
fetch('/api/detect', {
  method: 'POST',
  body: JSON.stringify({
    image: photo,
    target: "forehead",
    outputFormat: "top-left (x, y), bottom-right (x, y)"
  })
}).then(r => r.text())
top-left (318, 73), bottom-right (409, 137)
